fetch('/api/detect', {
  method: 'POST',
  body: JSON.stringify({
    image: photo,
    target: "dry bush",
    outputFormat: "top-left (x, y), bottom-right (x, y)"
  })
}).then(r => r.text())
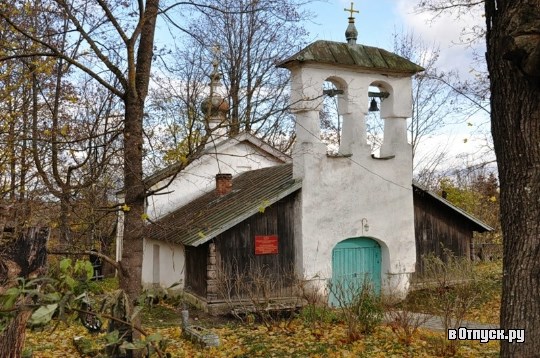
top-left (297, 278), bottom-right (338, 326)
top-left (327, 277), bottom-right (383, 342)
top-left (215, 260), bottom-right (300, 329)
top-left (414, 250), bottom-right (486, 356)
top-left (385, 309), bottom-right (430, 346)
top-left (381, 273), bottom-right (431, 346)
top-left (383, 299), bottom-right (430, 346)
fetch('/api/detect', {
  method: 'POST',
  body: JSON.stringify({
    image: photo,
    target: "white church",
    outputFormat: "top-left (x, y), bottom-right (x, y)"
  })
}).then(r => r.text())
top-left (115, 8), bottom-right (490, 313)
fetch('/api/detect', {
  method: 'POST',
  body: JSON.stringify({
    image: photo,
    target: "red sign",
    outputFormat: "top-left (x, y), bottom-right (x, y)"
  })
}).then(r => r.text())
top-left (255, 235), bottom-right (278, 255)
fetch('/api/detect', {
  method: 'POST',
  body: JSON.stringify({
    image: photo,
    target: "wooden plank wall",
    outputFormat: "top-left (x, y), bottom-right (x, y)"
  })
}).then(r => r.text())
top-left (211, 194), bottom-right (297, 301)
top-left (413, 190), bottom-right (474, 274)
top-left (185, 244), bottom-right (208, 297)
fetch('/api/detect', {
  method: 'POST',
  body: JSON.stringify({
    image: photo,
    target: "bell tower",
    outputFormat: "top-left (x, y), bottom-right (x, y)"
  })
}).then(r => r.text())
top-left (277, 4), bottom-right (424, 297)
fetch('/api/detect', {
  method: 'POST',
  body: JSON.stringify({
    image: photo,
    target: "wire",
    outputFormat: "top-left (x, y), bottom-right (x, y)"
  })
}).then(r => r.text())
top-left (294, 117), bottom-right (413, 191)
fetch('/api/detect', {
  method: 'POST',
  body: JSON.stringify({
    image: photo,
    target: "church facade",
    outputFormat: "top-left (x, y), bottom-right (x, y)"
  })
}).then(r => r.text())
top-left (115, 12), bottom-right (491, 313)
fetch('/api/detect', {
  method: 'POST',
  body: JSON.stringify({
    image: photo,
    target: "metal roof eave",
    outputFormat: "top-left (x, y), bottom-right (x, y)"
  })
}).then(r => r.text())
top-left (276, 40), bottom-right (424, 75)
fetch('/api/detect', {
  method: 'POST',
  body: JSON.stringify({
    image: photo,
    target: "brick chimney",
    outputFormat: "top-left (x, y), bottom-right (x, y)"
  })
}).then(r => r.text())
top-left (216, 173), bottom-right (233, 196)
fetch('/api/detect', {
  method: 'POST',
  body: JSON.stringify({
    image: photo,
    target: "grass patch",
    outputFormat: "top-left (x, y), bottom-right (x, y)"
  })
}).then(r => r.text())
top-left (404, 260), bottom-right (502, 324)
top-left (298, 304), bottom-right (339, 324)
top-left (141, 304), bottom-right (182, 328)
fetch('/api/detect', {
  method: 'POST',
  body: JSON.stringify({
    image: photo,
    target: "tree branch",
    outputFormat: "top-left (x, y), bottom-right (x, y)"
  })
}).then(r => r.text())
top-left (52, 0), bottom-right (128, 92)
top-left (47, 250), bottom-right (120, 270)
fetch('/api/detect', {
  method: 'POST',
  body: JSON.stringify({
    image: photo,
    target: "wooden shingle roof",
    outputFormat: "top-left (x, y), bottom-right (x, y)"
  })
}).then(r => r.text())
top-left (146, 164), bottom-right (492, 247)
top-left (277, 40), bottom-right (424, 75)
top-left (146, 164), bottom-right (300, 246)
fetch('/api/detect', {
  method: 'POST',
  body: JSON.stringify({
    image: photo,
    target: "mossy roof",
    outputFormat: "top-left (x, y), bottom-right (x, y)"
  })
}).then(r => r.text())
top-left (146, 164), bottom-right (301, 246)
top-left (277, 40), bottom-right (424, 75)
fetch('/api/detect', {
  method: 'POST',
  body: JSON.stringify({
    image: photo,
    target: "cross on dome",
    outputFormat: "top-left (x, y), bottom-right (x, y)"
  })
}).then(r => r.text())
top-left (344, 2), bottom-right (359, 45)
top-left (344, 2), bottom-right (359, 18)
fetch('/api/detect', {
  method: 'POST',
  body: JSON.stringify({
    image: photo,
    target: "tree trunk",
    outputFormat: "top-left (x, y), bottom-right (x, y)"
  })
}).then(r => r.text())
top-left (117, 90), bottom-right (146, 358)
top-left (0, 300), bottom-right (31, 358)
top-left (485, 1), bottom-right (540, 356)
top-left (0, 224), bottom-right (49, 358)
top-left (59, 190), bottom-right (72, 247)
top-left (119, 96), bottom-right (145, 303)
top-left (117, 1), bottom-right (159, 356)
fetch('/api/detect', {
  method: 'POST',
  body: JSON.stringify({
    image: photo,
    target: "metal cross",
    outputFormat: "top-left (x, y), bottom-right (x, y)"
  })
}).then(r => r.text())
top-left (344, 2), bottom-right (359, 18)
top-left (211, 44), bottom-right (221, 68)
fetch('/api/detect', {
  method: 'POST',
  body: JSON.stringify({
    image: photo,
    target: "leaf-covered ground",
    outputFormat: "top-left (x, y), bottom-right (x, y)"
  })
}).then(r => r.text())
top-left (24, 261), bottom-right (502, 357)
top-left (25, 309), bottom-right (499, 357)
top-left (405, 260), bottom-right (502, 325)
top-left (464, 261), bottom-right (502, 324)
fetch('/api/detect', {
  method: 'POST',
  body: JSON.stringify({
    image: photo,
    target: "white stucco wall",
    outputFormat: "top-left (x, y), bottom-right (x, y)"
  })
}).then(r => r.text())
top-left (146, 139), bottom-right (286, 220)
top-left (290, 63), bottom-right (417, 296)
top-left (141, 238), bottom-right (185, 292)
top-left (294, 143), bottom-right (416, 294)
top-left (138, 136), bottom-right (286, 290)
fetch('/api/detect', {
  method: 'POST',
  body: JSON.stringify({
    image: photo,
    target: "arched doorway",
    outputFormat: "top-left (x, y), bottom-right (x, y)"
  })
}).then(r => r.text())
top-left (329, 237), bottom-right (382, 306)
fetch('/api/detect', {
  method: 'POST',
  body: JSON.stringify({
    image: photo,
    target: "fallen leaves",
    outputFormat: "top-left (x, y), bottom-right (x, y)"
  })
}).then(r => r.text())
top-left (25, 261), bottom-right (503, 358)
top-left (24, 316), bottom-right (501, 357)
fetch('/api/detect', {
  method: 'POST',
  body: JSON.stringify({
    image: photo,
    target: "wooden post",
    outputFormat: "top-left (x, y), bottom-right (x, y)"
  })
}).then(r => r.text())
top-left (207, 243), bottom-right (218, 301)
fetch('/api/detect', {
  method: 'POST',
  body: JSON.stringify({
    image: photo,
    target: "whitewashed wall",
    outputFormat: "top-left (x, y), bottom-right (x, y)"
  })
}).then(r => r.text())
top-left (146, 138), bottom-right (287, 220)
top-left (138, 135), bottom-right (287, 290)
top-left (141, 238), bottom-right (185, 292)
top-left (289, 63), bottom-right (416, 296)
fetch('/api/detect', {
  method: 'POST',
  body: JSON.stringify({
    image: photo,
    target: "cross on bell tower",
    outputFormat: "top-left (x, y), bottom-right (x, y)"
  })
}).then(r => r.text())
top-left (344, 2), bottom-right (359, 45)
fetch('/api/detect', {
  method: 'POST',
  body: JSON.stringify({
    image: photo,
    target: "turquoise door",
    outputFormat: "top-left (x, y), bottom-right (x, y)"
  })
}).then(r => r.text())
top-left (329, 238), bottom-right (381, 307)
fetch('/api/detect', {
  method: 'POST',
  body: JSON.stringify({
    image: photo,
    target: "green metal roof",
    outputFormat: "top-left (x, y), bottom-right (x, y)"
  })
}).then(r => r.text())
top-left (277, 40), bottom-right (424, 75)
top-left (146, 164), bottom-right (301, 246)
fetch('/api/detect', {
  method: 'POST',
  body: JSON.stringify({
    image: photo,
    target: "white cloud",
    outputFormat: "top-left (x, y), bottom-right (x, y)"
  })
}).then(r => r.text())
top-left (395, 0), bottom-right (486, 78)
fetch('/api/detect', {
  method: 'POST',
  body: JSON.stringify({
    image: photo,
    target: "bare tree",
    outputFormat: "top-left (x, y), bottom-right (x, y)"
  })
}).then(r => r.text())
top-left (0, 2), bottom-right (160, 354)
top-left (30, 59), bottom-right (122, 247)
top-left (177, 0), bottom-right (308, 148)
top-left (145, 45), bottom-right (211, 170)
top-left (0, 4), bottom-right (44, 224)
top-left (394, 32), bottom-right (464, 162)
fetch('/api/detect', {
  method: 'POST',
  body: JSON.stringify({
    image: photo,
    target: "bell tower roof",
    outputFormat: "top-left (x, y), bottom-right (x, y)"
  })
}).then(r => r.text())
top-left (277, 40), bottom-right (424, 75)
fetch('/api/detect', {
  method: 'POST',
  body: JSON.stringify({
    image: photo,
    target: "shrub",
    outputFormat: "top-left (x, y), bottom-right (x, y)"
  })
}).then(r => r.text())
top-left (414, 250), bottom-right (487, 356)
top-left (327, 278), bottom-right (383, 342)
top-left (299, 304), bottom-right (338, 325)
top-left (215, 260), bottom-right (300, 329)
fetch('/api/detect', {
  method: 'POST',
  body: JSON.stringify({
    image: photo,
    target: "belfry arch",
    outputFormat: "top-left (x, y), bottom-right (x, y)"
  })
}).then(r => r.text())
top-left (320, 77), bottom-right (349, 154)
